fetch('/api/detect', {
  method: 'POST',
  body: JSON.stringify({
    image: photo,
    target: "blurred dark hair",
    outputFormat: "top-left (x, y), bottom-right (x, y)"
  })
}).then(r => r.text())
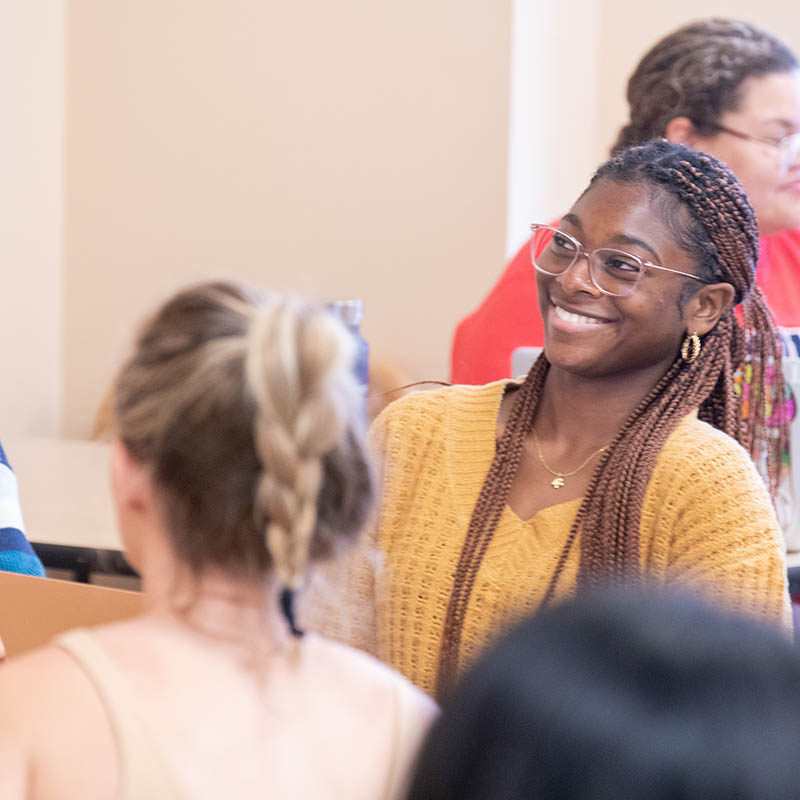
top-left (613, 19), bottom-right (798, 153)
top-left (412, 591), bottom-right (800, 800)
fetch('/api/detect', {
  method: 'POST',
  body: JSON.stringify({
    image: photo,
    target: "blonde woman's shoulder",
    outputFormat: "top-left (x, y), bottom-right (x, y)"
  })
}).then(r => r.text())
top-left (0, 643), bottom-right (118, 800)
top-left (304, 632), bottom-right (437, 717)
top-left (301, 634), bottom-right (437, 798)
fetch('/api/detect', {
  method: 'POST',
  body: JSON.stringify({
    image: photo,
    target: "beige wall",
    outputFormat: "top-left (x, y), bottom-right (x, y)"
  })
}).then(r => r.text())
top-left (0, 0), bottom-right (64, 437)
top-left (62, 0), bottom-right (511, 436)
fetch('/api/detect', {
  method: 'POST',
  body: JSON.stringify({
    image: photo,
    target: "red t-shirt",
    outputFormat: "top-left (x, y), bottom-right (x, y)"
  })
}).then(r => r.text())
top-left (450, 228), bottom-right (800, 384)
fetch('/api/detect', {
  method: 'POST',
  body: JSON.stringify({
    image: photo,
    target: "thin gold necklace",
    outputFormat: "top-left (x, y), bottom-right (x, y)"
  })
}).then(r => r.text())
top-left (530, 430), bottom-right (610, 489)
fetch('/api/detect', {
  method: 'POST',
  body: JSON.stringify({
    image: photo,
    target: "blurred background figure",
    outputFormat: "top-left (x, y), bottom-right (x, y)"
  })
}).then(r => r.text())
top-left (452, 18), bottom-right (800, 384)
top-left (0, 282), bottom-right (435, 800)
top-left (407, 590), bottom-right (800, 800)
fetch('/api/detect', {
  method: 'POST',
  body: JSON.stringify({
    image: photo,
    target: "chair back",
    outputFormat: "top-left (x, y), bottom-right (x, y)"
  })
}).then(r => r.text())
top-left (0, 571), bottom-right (142, 658)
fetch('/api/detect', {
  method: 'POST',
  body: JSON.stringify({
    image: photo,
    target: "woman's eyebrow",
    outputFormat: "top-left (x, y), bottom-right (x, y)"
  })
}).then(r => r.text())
top-left (563, 213), bottom-right (662, 263)
top-left (607, 233), bottom-right (661, 262)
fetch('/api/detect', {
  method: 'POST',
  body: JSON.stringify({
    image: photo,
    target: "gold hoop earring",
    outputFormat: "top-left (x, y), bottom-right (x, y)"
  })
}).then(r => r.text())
top-left (681, 332), bottom-right (701, 363)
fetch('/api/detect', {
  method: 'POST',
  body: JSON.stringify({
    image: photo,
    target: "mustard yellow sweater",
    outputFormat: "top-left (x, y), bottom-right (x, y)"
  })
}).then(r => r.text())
top-left (306, 381), bottom-right (791, 697)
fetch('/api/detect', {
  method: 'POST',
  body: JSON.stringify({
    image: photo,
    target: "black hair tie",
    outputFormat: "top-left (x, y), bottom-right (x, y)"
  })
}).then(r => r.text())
top-left (280, 587), bottom-right (304, 638)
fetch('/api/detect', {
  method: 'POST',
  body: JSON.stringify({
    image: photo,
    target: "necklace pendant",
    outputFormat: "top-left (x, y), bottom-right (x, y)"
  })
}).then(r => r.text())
top-left (551, 474), bottom-right (565, 489)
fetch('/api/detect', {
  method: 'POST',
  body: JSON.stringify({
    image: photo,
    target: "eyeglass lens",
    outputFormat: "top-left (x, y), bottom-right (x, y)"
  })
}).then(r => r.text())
top-left (531, 227), bottom-right (641, 296)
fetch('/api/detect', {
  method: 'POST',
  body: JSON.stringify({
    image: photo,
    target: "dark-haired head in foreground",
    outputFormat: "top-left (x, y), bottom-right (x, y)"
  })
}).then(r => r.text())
top-left (411, 591), bottom-right (800, 800)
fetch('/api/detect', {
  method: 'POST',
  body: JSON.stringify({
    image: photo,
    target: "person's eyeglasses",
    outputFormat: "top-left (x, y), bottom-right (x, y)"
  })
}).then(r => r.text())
top-left (713, 123), bottom-right (800, 171)
top-left (529, 224), bottom-right (709, 297)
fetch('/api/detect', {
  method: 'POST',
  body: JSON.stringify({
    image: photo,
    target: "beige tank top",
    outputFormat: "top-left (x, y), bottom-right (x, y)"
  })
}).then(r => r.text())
top-left (56, 629), bottom-right (186, 800)
top-left (55, 629), bottom-right (426, 800)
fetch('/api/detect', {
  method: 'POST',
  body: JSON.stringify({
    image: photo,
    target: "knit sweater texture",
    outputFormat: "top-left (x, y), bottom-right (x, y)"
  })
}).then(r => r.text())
top-left (307, 381), bottom-right (791, 696)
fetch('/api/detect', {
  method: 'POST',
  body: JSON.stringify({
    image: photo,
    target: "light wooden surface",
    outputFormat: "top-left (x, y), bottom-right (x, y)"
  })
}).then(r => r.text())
top-left (0, 570), bottom-right (142, 657)
top-left (5, 437), bottom-right (122, 551)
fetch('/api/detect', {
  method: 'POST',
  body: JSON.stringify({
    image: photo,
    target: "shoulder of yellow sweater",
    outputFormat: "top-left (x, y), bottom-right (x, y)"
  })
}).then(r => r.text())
top-left (305, 633), bottom-right (438, 714)
top-left (373, 379), bottom-right (510, 433)
top-left (657, 414), bottom-right (766, 491)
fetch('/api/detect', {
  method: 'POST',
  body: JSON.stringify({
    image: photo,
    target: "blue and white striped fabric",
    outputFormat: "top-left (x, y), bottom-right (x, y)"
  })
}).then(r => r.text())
top-left (0, 441), bottom-right (45, 576)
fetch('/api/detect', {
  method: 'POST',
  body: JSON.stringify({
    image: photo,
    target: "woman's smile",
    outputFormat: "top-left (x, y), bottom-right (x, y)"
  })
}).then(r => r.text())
top-left (550, 301), bottom-right (614, 331)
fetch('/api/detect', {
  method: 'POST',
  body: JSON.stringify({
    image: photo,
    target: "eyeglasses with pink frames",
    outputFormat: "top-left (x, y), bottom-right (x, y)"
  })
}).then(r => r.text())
top-left (530, 224), bottom-right (710, 297)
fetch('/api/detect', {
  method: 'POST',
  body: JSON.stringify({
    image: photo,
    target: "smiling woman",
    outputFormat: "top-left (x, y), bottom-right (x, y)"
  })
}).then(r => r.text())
top-left (310, 140), bottom-right (793, 700)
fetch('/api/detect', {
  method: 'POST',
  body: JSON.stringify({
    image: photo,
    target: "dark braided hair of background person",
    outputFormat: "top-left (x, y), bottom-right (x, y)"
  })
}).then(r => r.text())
top-left (612, 18), bottom-right (797, 154)
top-left (435, 140), bottom-right (789, 699)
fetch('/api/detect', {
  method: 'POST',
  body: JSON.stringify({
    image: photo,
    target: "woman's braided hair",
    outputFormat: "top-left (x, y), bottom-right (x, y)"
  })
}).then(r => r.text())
top-left (613, 18), bottom-right (797, 153)
top-left (114, 281), bottom-right (373, 634)
top-left (436, 140), bottom-right (788, 697)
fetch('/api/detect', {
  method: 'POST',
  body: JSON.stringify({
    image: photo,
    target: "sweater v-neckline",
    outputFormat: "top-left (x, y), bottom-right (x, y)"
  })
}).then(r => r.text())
top-left (463, 379), bottom-right (583, 526)
top-left (507, 496), bottom-right (581, 526)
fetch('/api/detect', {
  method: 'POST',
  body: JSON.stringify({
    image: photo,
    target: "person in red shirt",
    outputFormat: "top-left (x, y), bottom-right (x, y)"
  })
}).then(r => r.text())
top-left (452, 19), bottom-right (800, 384)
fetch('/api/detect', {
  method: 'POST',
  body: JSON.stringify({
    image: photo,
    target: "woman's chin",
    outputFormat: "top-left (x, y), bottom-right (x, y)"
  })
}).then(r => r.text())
top-left (543, 343), bottom-right (605, 377)
top-left (758, 197), bottom-right (800, 236)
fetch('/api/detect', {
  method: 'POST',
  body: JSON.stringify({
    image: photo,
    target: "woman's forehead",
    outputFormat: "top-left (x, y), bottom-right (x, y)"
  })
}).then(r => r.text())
top-left (732, 70), bottom-right (800, 125)
top-left (569, 181), bottom-right (670, 237)
top-left (567, 179), bottom-right (702, 268)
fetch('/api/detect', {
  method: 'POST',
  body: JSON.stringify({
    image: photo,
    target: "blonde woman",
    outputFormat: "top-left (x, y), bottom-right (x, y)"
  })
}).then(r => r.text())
top-left (0, 282), bottom-right (435, 800)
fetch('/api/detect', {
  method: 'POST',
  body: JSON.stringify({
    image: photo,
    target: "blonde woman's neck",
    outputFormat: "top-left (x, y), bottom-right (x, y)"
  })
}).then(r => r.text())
top-left (142, 555), bottom-right (293, 655)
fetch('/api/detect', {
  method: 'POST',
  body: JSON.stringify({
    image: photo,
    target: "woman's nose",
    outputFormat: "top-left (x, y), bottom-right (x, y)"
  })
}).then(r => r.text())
top-left (557, 253), bottom-right (602, 296)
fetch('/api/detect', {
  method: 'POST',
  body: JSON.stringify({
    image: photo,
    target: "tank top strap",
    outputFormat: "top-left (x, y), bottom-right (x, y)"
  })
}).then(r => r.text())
top-left (382, 679), bottom-right (429, 800)
top-left (55, 629), bottom-right (186, 800)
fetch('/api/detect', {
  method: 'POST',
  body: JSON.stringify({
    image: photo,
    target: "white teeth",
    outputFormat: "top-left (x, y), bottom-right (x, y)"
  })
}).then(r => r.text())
top-left (553, 304), bottom-right (606, 325)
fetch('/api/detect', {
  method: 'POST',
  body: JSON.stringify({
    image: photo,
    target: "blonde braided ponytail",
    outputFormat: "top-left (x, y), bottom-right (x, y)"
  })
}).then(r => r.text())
top-left (114, 282), bottom-right (373, 634)
top-left (245, 297), bottom-right (359, 631)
